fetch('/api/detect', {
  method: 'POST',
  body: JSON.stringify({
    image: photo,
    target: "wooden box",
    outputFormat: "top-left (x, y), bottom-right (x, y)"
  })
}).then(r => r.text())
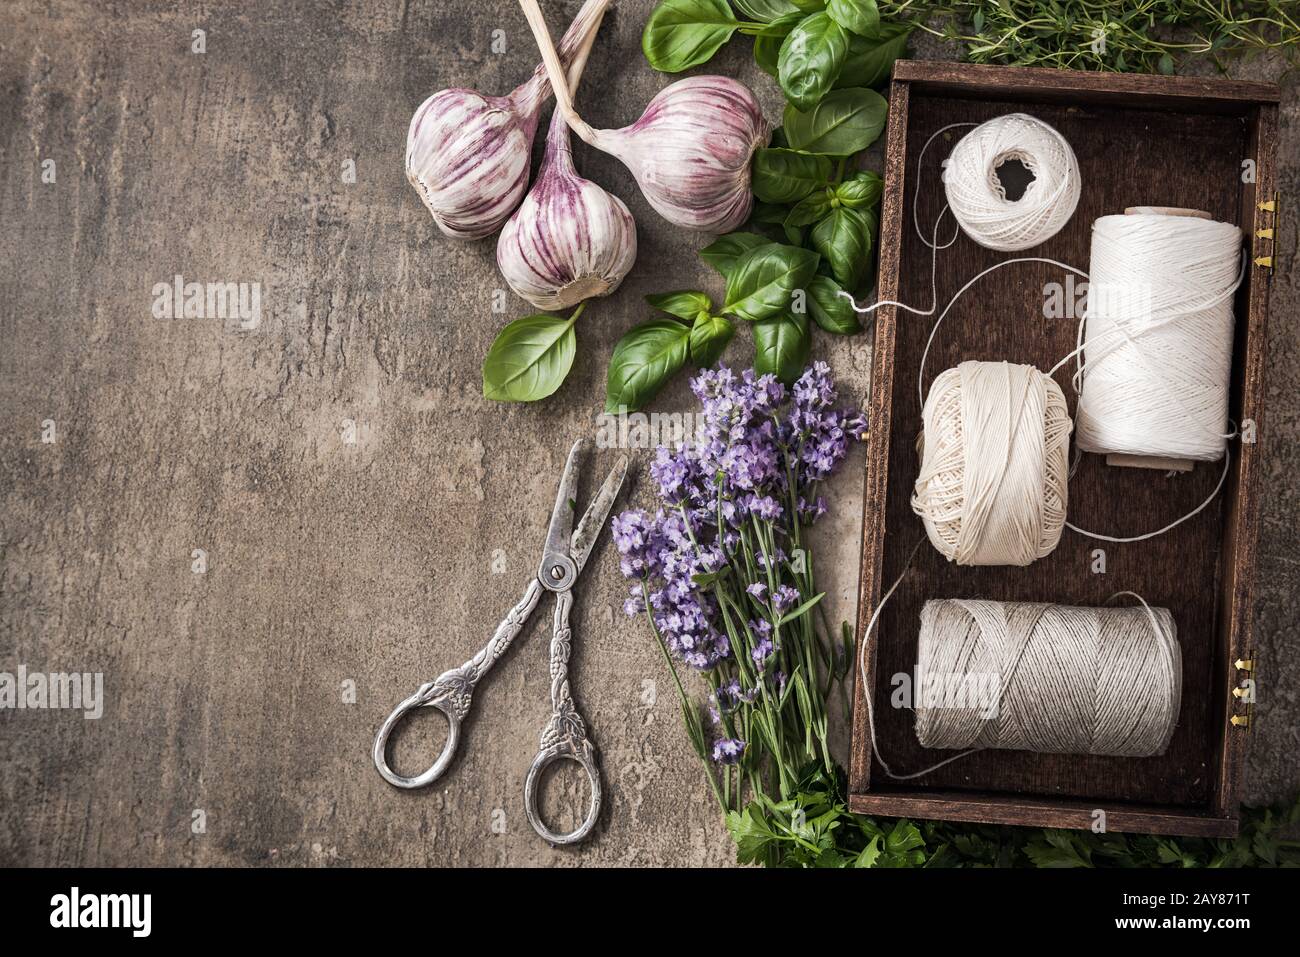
top-left (849, 61), bottom-right (1279, 838)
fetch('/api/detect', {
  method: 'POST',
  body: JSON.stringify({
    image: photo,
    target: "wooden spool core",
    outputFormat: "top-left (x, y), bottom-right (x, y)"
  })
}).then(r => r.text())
top-left (1099, 207), bottom-right (1208, 473)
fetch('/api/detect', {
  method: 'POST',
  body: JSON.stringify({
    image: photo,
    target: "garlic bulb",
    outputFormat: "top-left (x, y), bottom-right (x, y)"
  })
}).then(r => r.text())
top-left (496, 22), bottom-right (635, 309)
top-left (585, 77), bottom-right (769, 233)
top-left (518, 0), bottom-right (769, 234)
top-left (406, 0), bottom-right (609, 240)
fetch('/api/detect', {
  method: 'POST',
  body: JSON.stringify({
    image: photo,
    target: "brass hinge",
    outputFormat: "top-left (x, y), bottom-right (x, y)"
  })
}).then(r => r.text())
top-left (1255, 191), bottom-right (1279, 276)
top-left (1231, 652), bottom-right (1255, 731)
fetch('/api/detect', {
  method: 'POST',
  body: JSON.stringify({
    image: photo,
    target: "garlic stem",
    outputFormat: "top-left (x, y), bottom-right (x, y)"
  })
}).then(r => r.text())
top-left (518, 0), bottom-right (599, 146)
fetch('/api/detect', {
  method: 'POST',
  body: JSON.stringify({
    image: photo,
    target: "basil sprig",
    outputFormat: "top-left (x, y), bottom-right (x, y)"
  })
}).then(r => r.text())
top-left (641, 0), bottom-right (912, 106)
top-left (606, 293), bottom-right (739, 412)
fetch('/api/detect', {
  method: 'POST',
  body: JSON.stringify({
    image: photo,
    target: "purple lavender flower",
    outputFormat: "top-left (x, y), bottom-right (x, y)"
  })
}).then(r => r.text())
top-left (623, 582), bottom-right (646, 618)
top-left (613, 363), bottom-right (866, 686)
top-left (712, 737), bottom-right (746, 764)
top-left (773, 585), bottom-right (800, 614)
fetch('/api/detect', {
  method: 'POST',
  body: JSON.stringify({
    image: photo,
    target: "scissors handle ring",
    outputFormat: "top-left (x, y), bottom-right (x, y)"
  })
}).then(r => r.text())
top-left (372, 685), bottom-right (464, 790)
top-left (523, 741), bottom-right (602, 846)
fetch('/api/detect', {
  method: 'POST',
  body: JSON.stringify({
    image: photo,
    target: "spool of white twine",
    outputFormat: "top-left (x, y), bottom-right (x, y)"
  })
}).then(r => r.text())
top-left (1074, 212), bottom-right (1243, 462)
top-left (913, 360), bottom-right (1072, 566)
top-left (915, 598), bottom-right (1182, 759)
top-left (942, 113), bottom-right (1082, 251)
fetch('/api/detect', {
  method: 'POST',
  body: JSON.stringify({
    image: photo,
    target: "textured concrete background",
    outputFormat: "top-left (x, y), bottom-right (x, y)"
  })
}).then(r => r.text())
top-left (0, 1), bottom-right (1295, 867)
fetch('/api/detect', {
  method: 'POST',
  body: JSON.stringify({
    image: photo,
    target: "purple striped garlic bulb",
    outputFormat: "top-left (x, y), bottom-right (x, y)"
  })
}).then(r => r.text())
top-left (517, 0), bottom-right (769, 234)
top-left (496, 99), bottom-right (636, 310)
top-left (579, 77), bottom-right (770, 234)
top-left (405, 0), bottom-right (609, 241)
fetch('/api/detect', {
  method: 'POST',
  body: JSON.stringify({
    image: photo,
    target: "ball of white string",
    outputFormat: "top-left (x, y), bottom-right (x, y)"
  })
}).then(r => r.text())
top-left (942, 113), bottom-right (1081, 251)
top-left (915, 598), bottom-right (1182, 758)
top-left (913, 360), bottom-right (1072, 566)
top-left (1075, 213), bottom-right (1243, 461)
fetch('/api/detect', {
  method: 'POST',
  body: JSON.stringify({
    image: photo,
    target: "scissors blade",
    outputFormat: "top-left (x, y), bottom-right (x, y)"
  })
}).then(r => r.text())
top-left (570, 454), bottom-right (628, 576)
top-left (542, 439), bottom-right (586, 566)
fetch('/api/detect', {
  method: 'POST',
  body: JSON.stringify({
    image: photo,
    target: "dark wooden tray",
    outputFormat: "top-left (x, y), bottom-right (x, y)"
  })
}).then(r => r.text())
top-left (848, 61), bottom-right (1279, 838)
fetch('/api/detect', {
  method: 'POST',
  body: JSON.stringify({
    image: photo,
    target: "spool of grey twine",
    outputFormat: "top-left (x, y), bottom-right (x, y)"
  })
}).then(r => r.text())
top-left (915, 599), bottom-right (1182, 758)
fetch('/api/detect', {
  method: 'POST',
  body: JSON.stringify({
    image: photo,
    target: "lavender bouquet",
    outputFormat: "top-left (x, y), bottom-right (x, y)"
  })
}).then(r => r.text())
top-left (612, 362), bottom-right (868, 855)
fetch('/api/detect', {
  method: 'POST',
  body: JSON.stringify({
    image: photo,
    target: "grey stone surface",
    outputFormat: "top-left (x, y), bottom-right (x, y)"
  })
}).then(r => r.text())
top-left (0, 2), bottom-right (1294, 867)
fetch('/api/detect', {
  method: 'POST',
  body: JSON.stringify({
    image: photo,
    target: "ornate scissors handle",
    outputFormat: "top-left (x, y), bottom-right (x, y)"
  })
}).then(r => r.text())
top-left (373, 579), bottom-right (545, 789)
top-left (523, 588), bottom-right (602, 845)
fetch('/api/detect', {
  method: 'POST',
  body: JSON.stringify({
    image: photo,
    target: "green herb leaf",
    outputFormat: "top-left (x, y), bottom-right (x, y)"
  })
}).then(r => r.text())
top-left (835, 21), bottom-right (912, 89)
top-left (700, 231), bottom-right (770, 280)
top-left (811, 205), bottom-right (873, 290)
top-left (751, 12), bottom-right (802, 74)
top-left (482, 311), bottom-right (578, 403)
top-left (776, 591), bottom-right (825, 627)
top-left (807, 274), bottom-right (860, 334)
top-left (641, 0), bottom-right (739, 73)
top-left (854, 834), bottom-right (883, 867)
top-left (646, 290), bottom-right (713, 322)
top-left (785, 189), bottom-right (833, 227)
top-left (835, 169), bottom-right (883, 209)
top-left (778, 13), bottom-right (850, 112)
top-left (732, 0), bottom-right (804, 21)
top-left (752, 148), bottom-right (834, 204)
top-left (724, 243), bottom-right (821, 322)
top-left (753, 311), bottom-right (811, 383)
top-left (727, 804), bottom-right (783, 866)
top-left (826, 0), bottom-right (879, 38)
top-left (783, 87), bottom-right (887, 155)
top-left (605, 318), bottom-right (691, 413)
top-left (689, 312), bottom-right (735, 366)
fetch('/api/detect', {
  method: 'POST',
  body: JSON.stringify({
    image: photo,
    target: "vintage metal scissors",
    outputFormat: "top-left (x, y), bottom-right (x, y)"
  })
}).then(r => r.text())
top-left (372, 439), bottom-right (628, 845)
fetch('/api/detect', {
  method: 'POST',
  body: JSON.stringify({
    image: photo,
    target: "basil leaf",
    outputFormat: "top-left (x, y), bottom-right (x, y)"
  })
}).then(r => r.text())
top-left (826, 0), bottom-right (879, 38)
top-left (753, 311), bottom-right (811, 384)
top-left (724, 243), bottom-right (821, 322)
top-left (778, 13), bottom-right (850, 112)
top-left (807, 274), bottom-right (860, 334)
top-left (689, 312), bottom-right (735, 367)
top-left (811, 206), bottom-right (873, 291)
top-left (783, 87), bottom-right (887, 155)
top-left (605, 319), bottom-right (691, 413)
top-left (642, 0), bottom-right (739, 73)
top-left (482, 312), bottom-right (577, 402)
top-left (835, 20), bottom-right (912, 88)
top-left (732, 0), bottom-right (804, 20)
top-left (753, 148), bottom-right (833, 204)
top-left (785, 189), bottom-right (833, 227)
top-left (646, 290), bottom-right (713, 322)
top-left (835, 169), bottom-right (883, 209)
top-left (754, 31), bottom-right (782, 76)
top-left (700, 231), bottom-right (770, 279)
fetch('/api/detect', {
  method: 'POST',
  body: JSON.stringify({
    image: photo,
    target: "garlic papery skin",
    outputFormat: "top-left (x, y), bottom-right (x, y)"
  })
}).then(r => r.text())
top-left (497, 109), bottom-right (637, 310)
top-left (405, 0), bottom-right (609, 241)
top-left (589, 76), bottom-right (770, 234)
